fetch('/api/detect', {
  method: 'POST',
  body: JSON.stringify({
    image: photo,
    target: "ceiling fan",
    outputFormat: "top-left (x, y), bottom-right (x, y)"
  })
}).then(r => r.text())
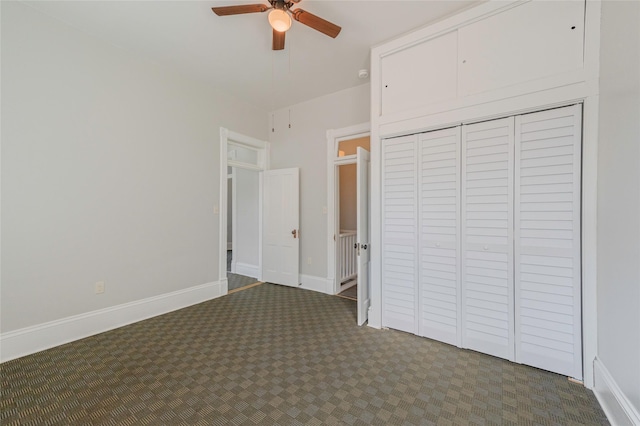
top-left (212, 0), bottom-right (341, 50)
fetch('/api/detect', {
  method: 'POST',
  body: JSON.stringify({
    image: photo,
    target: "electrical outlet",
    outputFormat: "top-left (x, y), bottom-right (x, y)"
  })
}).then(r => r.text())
top-left (307, 257), bottom-right (312, 265)
top-left (95, 281), bottom-right (105, 294)
top-left (322, 206), bottom-right (327, 214)
top-left (213, 205), bottom-right (219, 214)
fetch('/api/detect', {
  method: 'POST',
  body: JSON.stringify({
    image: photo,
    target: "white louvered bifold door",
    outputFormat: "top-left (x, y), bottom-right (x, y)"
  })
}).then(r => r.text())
top-left (461, 117), bottom-right (515, 361)
top-left (381, 135), bottom-right (419, 334)
top-left (514, 105), bottom-right (582, 379)
top-left (418, 128), bottom-right (461, 346)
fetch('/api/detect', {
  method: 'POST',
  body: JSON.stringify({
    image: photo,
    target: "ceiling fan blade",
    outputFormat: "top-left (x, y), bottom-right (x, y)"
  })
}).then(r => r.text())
top-left (272, 29), bottom-right (285, 50)
top-left (291, 9), bottom-right (341, 38)
top-left (211, 4), bottom-right (269, 16)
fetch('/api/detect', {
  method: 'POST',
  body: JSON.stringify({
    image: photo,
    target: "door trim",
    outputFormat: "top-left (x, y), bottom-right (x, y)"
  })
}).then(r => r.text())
top-left (326, 123), bottom-right (370, 295)
top-left (219, 128), bottom-right (270, 294)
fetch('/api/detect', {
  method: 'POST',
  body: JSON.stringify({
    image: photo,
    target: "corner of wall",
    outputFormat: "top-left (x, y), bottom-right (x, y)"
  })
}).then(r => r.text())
top-left (594, 357), bottom-right (640, 426)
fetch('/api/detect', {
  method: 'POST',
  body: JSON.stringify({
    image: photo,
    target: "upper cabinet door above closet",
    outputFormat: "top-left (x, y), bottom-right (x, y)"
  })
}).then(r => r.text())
top-left (458, 1), bottom-right (585, 97)
top-left (374, 0), bottom-right (587, 122)
top-left (381, 31), bottom-right (458, 117)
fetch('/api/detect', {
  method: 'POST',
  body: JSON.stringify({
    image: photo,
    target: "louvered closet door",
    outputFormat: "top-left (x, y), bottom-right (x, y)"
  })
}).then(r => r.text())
top-left (462, 117), bottom-right (515, 361)
top-left (381, 135), bottom-right (418, 334)
top-left (418, 128), bottom-right (461, 346)
top-left (514, 105), bottom-right (582, 379)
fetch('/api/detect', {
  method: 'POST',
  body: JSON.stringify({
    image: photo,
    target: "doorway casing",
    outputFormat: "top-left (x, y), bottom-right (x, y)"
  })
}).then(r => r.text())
top-left (219, 127), bottom-right (270, 294)
top-left (326, 122), bottom-right (370, 295)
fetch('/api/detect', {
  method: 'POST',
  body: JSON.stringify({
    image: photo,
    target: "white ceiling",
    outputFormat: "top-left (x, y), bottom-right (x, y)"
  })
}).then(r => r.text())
top-left (26, 1), bottom-right (479, 110)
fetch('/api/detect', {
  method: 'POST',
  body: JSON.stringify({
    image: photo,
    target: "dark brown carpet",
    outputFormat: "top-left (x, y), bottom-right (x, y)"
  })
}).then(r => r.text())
top-left (1, 284), bottom-right (608, 425)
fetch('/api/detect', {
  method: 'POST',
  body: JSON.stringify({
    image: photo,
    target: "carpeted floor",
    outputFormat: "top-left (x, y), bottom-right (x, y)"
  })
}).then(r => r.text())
top-left (227, 250), bottom-right (260, 291)
top-left (228, 272), bottom-right (259, 292)
top-left (0, 284), bottom-right (608, 425)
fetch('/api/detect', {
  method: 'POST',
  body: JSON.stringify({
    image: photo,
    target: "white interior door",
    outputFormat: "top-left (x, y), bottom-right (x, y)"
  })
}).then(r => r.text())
top-left (356, 147), bottom-right (370, 325)
top-left (262, 168), bottom-right (300, 286)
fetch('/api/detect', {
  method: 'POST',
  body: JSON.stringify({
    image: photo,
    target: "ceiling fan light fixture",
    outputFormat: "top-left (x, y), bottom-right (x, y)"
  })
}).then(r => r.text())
top-left (268, 9), bottom-right (291, 32)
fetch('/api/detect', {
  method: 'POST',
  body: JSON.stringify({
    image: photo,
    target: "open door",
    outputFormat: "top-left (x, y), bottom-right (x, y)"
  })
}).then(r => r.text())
top-left (356, 147), bottom-right (370, 325)
top-left (262, 168), bottom-right (300, 286)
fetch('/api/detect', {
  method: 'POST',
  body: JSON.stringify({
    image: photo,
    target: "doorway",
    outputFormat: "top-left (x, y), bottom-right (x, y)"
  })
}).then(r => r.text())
top-left (336, 162), bottom-right (358, 300)
top-left (327, 123), bottom-right (371, 324)
top-left (227, 164), bottom-right (261, 292)
top-left (218, 128), bottom-right (268, 294)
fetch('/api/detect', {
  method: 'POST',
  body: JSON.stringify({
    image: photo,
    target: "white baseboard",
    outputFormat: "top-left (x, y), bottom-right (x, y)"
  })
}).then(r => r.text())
top-left (235, 262), bottom-right (259, 279)
top-left (0, 281), bottom-right (223, 363)
top-left (593, 357), bottom-right (640, 426)
top-left (300, 274), bottom-right (332, 294)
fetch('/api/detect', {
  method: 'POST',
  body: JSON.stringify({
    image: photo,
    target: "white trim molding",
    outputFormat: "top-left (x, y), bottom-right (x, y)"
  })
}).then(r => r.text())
top-left (300, 274), bottom-right (333, 295)
top-left (0, 281), bottom-right (223, 363)
top-left (594, 357), bottom-right (640, 426)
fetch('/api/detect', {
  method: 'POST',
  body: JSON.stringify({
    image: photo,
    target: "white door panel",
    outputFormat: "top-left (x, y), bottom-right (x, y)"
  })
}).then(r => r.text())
top-left (262, 168), bottom-right (299, 286)
top-left (381, 135), bottom-right (419, 334)
top-left (462, 117), bottom-right (515, 361)
top-left (356, 147), bottom-right (370, 326)
top-left (515, 104), bottom-right (582, 379)
top-left (418, 127), bottom-right (461, 346)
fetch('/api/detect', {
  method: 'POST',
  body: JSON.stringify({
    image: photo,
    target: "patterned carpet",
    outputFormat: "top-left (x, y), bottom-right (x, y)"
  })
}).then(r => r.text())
top-left (0, 284), bottom-right (608, 425)
top-left (227, 250), bottom-right (260, 291)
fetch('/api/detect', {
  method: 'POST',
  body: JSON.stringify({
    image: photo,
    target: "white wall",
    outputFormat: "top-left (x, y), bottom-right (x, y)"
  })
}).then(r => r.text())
top-left (596, 0), bottom-right (640, 420)
top-left (339, 164), bottom-right (357, 231)
top-left (0, 2), bottom-right (267, 333)
top-left (269, 84), bottom-right (370, 279)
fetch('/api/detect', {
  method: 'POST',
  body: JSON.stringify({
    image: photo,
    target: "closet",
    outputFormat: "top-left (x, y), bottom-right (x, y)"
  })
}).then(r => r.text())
top-left (381, 104), bottom-right (583, 379)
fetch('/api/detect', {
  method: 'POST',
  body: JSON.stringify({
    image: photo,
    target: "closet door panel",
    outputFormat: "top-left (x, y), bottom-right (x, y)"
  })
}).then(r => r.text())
top-left (462, 117), bottom-right (515, 361)
top-left (515, 105), bottom-right (582, 379)
top-left (418, 127), bottom-right (461, 346)
top-left (382, 135), bottom-right (419, 334)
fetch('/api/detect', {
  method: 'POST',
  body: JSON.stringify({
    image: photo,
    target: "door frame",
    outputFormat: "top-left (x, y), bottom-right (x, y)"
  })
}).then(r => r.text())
top-left (219, 127), bottom-right (270, 294)
top-left (228, 168), bottom-right (236, 272)
top-left (326, 122), bottom-right (370, 295)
